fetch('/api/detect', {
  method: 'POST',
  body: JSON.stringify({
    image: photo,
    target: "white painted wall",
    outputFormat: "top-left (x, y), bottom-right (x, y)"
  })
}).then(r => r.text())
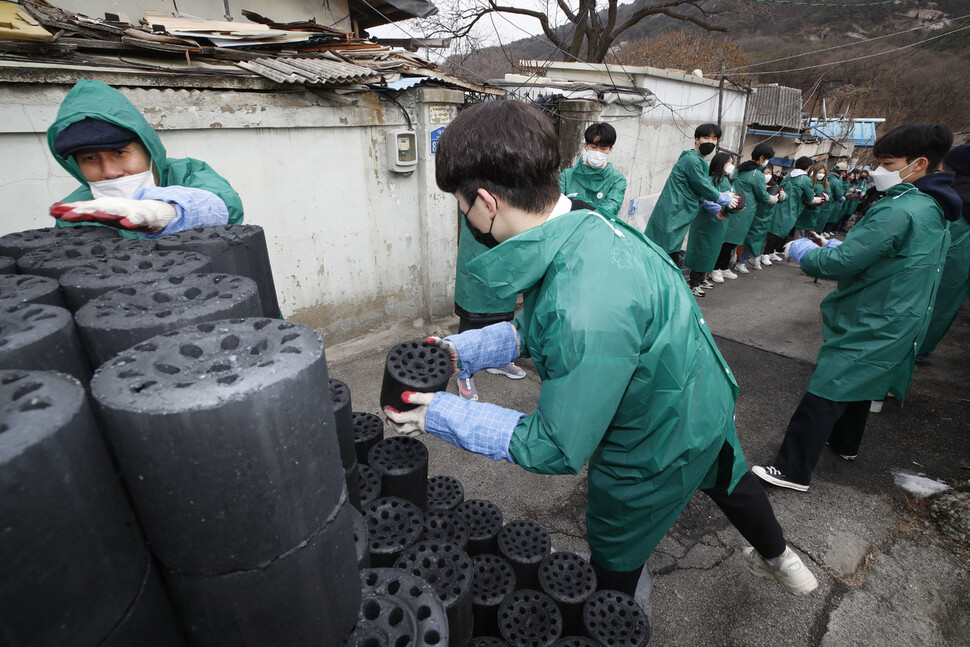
top-left (0, 79), bottom-right (461, 345)
top-left (556, 75), bottom-right (748, 227)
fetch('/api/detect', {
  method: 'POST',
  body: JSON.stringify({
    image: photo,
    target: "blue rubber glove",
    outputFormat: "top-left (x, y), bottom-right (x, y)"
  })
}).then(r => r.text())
top-left (785, 238), bottom-right (819, 264)
top-left (838, 196), bottom-right (846, 202)
top-left (389, 391), bottom-right (523, 462)
top-left (824, 238), bottom-right (843, 249)
top-left (716, 192), bottom-right (734, 207)
top-left (702, 201), bottom-right (722, 215)
top-left (429, 322), bottom-right (520, 379)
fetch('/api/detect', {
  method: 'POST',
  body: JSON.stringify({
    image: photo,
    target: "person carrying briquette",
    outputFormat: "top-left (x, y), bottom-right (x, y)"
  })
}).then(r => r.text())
top-left (917, 143), bottom-right (970, 361)
top-left (685, 152), bottom-right (735, 295)
top-left (794, 164), bottom-right (829, 235)
top-left (385, 100), bottom-right (818, 606)
top-left (645, 123), bottom-right (739, 264)
top-left (559, 122), bottom-right (628, 221)
top-left (753, 124), bottom-right (960, 492)
top-left (47, 79), bottom-right (242, 237)
top-left (762, 156), bottom-right (820, 261)
top-left (822, 167), bottom-right (846, 234)
top-left (722, 143), bottom-right (780, 273)
top-left (744, 164), bottom-right (788, 270)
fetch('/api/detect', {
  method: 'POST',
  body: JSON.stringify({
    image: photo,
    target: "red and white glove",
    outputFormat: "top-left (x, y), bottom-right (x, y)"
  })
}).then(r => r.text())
top-left (51, 198), bottom-right (177, 233)
top-left (425, 336), bottom-right (461, 376)
top-left (384, 391), bottom-right (434, 436)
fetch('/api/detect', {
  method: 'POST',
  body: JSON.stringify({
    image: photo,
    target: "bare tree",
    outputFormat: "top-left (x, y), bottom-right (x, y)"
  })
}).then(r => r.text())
top-left (427, 0), bottom-right (726, 64)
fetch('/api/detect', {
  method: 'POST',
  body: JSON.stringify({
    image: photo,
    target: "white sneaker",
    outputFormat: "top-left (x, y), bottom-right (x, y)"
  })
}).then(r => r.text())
top-left (748, 256), bottom-right (762, 270)
top-left (691, 285), bottom-right (706, 298)
top-left (733, 262), bottom-right (749, 274)
top-left (869, 400), bottom-right (883, 413)
top-left (722, 268), bottom-right (738, 280)
top-left (742, 547), bottom-right (819, 596)
top-left (711, 269), bottom-right (725, 283)
top-left (700, 280), bottom-right (715, 290)
top-left (768, 252), bottom-right (784, 262)
top-left (760, 255), bottom-right (773, 266)
top-left (486, 362), bottom-right (526, 379)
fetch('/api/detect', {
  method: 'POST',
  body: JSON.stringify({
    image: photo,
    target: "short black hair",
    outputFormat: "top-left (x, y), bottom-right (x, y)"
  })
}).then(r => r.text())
top-left (795, 156), bottom-right (814, 171)
top-left (694, 123), bottom-right (722, 139)
top-left (873, 123), bottom-right (952, 171)
top-left (436, 101), bottom-right (561, 213)
top-left (751, 143), bottom-right (775, 161)
top-left (585, 122), bottom-right (616, 147)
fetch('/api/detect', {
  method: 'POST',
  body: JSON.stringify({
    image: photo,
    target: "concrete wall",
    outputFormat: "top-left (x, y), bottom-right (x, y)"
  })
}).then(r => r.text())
top-left (556, 75), bottom-right (748, 227)
top-left (0, 76), bottom-right (462, 346)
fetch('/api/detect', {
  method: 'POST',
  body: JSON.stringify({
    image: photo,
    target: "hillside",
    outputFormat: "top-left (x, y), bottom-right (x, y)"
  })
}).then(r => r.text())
top-left (439, 0), bottom-right (970, 130)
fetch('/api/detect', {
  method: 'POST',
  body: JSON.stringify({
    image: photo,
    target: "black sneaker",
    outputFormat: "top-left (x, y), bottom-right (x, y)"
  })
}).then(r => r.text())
top-left (752, 465), bottom-right (809, 492)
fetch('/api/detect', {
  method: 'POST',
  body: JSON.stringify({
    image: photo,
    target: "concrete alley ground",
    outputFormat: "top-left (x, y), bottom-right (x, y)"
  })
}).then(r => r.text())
top-left (323, 257), bottom-right (970, 647)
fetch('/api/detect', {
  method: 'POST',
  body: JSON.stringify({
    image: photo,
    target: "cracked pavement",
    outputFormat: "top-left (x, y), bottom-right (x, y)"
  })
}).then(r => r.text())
top-left (324, 258), bottom-right (970, 647)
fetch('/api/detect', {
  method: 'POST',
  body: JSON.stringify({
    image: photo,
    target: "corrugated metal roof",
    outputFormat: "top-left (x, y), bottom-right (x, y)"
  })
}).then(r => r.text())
top-left (235, 57), bottom-right (380, 86)
top-left (749, 84), bottom-right (802, 130)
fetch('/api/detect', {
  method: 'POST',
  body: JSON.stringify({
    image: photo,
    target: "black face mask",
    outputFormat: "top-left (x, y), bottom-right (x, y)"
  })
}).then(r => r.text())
top-left (698, 142), bottom-right (716, 156)
top-left (462, 192), bottom-right (500, 249)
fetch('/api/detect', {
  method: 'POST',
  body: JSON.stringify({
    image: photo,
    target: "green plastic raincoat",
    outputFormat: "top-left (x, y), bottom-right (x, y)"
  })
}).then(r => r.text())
top-left (824, 176), bottom-right (846, 225)
top-left (559, 158), bottom-right (627, 220)
top-left (454, 213), bottom-right (518, 314)
top-left (801, 184), bottom-right (950, 402)
top-left (769, 172), bottom-right (814, 237)
top-left (919, 215), bottom-right (970, 354)
top-left (645, 150), bottom-right (720, 254)
top-left (685, 175), bottom-right (732, 272)
top-left (47, 79), bottom-right (243, 237)
top-left (724, 164), bottom-right (772, 246)
top-left (796, 182), bottom-right (824, 230)
top-left (464, 209), bottom-right (747, 570)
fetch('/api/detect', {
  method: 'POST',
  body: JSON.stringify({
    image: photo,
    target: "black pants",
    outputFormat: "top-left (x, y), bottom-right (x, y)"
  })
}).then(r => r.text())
top-left (763, 232), bottom-right (787, 255)
top-left (774, 392), bottom-right (870, 486)
top-left (455, 304), bottom-right (513, 334)
top-left (714, 242), bottom-right (735, 271)
top-left (688, 270), bottom-right (706, 287)
top-left (592, 443), bottom-right (787, 597)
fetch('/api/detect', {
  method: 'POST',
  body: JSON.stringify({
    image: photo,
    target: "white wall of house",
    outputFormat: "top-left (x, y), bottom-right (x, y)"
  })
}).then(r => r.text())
top-left (549, 64), bottom-right (748, 225)
top-left (0, 75), bottom-right (462, 345)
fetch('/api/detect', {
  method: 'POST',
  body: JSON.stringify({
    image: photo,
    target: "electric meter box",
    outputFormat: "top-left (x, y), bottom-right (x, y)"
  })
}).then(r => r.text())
top-left (387, 130), bottom-right (418, 173)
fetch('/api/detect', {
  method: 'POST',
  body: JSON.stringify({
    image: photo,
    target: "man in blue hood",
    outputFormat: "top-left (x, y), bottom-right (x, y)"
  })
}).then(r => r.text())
top-left (753, 123), bottom-right (961, 492)
top-left (47, 79), bottom-right (242, 237)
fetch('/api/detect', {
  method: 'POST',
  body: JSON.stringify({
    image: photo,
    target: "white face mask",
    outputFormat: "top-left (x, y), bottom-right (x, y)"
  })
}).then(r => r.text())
top-left (816, 172), bottom-right (826, 180)
top-left (724, 164), bottom-right (736, 176)
top-left (870, 159), bottom-right (919, 192)
top-left (583, 148), bottom-right (608, 168)
top-left (764, 173), bottom-right (773, 183)
top-left (89, 161), bottom-right (156, 199)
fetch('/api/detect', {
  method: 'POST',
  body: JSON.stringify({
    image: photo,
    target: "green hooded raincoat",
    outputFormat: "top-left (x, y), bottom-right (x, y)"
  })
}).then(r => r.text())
top-left (685, 175), bottom-right (732, 272)
top-left (919, 216), bottom-right (970, 355)
top-left (724, 165), bottom-right (773, 246)
top-left (770, 172), bottom-right (815, 237)
top-left (559, 157), bottom-right (627, 220)
top-left (801, 184), bottom-right (950, 402)
top-left (645, 150), bottom-right (720, 254)
top-left (47, 79), bottom-right (243, 237)
top-left (465, 210), bottom-right (747, 570)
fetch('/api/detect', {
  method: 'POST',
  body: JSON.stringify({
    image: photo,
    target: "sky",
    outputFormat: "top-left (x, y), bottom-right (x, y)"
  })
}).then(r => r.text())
top-left (367, 0), bottom-right (596, 52)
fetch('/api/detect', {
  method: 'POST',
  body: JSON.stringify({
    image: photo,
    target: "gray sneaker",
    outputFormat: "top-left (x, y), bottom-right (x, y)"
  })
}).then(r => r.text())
top-left (742, 547), bottom-right (819, 596)
top-left (458, 376), bottom-right (479, 401)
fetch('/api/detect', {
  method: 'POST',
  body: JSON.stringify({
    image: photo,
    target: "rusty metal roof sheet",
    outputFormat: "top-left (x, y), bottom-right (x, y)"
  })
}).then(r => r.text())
top-left (235, 57), bottom-right (380, 85)
top-left (749, 84), bottom-right (802, 130)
